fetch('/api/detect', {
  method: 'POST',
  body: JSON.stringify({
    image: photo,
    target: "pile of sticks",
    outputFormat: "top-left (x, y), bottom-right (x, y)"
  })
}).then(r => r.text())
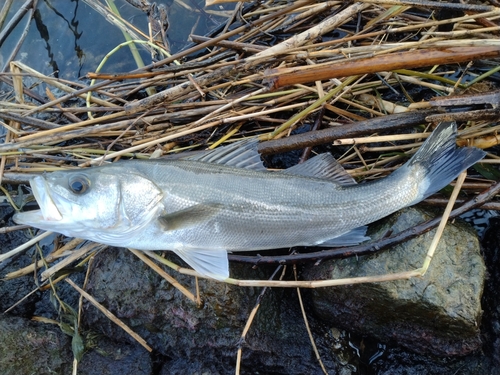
top-left (0, 0), bottom-right (499, 190)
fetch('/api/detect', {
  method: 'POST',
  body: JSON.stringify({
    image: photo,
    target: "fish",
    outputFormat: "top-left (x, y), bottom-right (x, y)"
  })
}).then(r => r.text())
top-left (13, 122), bottom-right (485, 280)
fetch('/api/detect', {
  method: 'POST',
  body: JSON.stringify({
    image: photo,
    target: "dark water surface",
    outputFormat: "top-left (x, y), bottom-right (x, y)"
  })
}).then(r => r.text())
top-left (1, 0), bottom-right (232, 80)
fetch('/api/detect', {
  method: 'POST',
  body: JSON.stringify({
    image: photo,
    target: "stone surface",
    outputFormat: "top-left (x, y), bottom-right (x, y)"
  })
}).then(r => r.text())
top-left (304, 207), bottom-right (485, 356)
top-left (0, 314), bottom-right (152, 375)
top-left (0, 314), bottom-right (72, 375)
top-left (79, 336), bottom-right (152, 375)
top-left (83, 249), bottom-right (331, 375)
top-left (479, 217), bottom-right (500, 365)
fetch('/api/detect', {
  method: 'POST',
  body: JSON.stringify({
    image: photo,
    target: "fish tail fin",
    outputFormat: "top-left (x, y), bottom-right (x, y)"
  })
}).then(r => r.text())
top-left (405, 122), bottom-right (485, 204)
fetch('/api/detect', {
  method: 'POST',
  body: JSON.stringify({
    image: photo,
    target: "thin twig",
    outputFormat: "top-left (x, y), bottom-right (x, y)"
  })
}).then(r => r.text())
top-left (66, 278), bottom-right (153, 352)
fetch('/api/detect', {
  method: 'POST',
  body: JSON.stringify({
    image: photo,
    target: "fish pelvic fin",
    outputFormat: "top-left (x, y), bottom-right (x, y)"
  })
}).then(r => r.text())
top-left (174, 247), bottom-right (229, 281)
top-left (405, 122), bottom-right (485, 204)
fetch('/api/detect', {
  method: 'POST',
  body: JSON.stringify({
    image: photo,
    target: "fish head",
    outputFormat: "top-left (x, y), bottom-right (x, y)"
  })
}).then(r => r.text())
top-left (14, 168), bottom-right (164, 242)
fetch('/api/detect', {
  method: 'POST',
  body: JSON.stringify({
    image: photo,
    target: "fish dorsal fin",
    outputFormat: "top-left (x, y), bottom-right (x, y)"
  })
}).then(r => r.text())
top-left (184, 139), bottom-right (266, 171)
top-left (174, 247), bottom-right (229, 281)
top-left (284, 154), bottom-right (357, 185)
top-left (158, 204), bottom-right (221, 231)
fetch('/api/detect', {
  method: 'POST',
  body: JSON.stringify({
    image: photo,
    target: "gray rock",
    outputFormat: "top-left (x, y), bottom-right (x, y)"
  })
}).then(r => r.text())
top-left (83, 249), bottom-right (332, 374)
top-left (0, 315), bottom-right (72, 375)
top-left (79, 336), bottom-right (152, 375)
top-left (303, 207), bottom-right (485, 356)
top-left (0, 314), bottom-right (152, 375)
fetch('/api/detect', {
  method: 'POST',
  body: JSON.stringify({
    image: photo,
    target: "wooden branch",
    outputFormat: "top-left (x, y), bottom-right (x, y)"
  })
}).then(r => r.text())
top-left (257, 109), bottom-right (439, 155)
top-left (268, 46), bottom-right (500, 89)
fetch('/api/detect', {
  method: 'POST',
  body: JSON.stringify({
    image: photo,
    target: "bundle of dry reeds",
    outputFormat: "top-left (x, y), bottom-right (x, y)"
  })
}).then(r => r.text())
top-left (0, 0), bottom-right (498, 186)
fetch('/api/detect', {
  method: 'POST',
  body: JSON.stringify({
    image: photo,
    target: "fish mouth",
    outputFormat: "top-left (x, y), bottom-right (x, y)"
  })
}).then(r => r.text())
top-left (13, 176), bottom-right (62, 225)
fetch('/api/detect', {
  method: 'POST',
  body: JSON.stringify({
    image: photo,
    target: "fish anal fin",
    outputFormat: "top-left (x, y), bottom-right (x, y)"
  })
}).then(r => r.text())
top-left (159, 204), bottom-right (221, 231)
top-left (317, 226), bottom-right (369, 247)
top-left (284, 154), bottom-right (356, 185)
top-left (174, 247), bottom-right (229, 281)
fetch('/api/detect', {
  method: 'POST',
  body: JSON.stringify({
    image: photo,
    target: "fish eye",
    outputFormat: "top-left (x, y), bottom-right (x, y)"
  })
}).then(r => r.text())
top-left (68, 174), bottom-right (90, 195)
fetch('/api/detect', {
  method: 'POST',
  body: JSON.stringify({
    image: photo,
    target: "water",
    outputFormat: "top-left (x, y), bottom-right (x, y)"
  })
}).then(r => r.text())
top-left (0, 0), bottom-right (234, 81)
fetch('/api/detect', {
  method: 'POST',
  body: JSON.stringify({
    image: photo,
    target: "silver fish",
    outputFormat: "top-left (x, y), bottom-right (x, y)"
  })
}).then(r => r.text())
top-left (14, 122), bottom-right (485, 280)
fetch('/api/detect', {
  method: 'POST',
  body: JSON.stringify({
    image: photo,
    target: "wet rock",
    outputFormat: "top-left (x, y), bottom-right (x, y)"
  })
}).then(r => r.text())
top-left (480, 217), bottom-right (500, 365)
top-left (0, 225), bottom-right (84, 321)
top-left (0, 314), bottom-right (152, 375)
top-left (369, 346), bottom-right (495, 375)
top-left (304, 207), bottom-right (485, 356)
top-left (83, 248), bottom-right (332, 375)
top-left (0, 210), bottom-right (43, 317)
top-left (0, 315), bottom-right (72, 375)
top-left (79, 336), bottom-right (152, 375)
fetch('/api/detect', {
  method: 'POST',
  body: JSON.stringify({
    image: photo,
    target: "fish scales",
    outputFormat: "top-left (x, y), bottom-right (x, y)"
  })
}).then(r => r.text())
top-left (127, 160), bottom-right (419, 251)
top-left (14, 122), bottom-right (486, 280)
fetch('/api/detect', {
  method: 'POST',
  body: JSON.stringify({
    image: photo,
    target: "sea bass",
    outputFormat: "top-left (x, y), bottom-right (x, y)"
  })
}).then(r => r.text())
top-left (14, 122), bottom-right (485, 280)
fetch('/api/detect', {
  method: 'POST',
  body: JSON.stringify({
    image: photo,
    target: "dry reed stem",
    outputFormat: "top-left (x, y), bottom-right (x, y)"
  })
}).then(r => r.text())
top-left (245, 2), bottom-right (370, 65)
top-left (128, 248), bottom-right (196, 303)
top-left (419, 171), bottom-right (467, 274)
top-left (11, 61), bottom-right (114, 107)
top-left (4, 238), bottom-right (84, 279)
top-left (66, 278), bottom-right (153, 352)
top-left (40, 242), bottom-right (106, 281)
top-left (358, 0), bottom-right (495, 12)
top-left (0, 231), bottom-right (53, 263)
top-left (4, 283), bottom-right (45, 314)
top-left (294, 266), bottom-right (328, 375)
top-left (235, 265), bottom-right (285, 375)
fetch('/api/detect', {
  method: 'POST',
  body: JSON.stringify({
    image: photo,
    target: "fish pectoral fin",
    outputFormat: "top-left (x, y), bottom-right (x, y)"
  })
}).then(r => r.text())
top-left (174, 247), bottom-right (229, 281)
top-left (317, 226), bottom-right (370, 247)
top-left (284, 154), bottom-right (357, 185)
top-left (158, 204), bottom-right (222, 231)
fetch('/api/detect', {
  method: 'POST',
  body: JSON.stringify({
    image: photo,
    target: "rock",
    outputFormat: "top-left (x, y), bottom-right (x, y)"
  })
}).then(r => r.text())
top-left (303, 207), bottom-right (485, 356)
top-left (0, 315), bottom-right (72, 375)
top-left (369, 346), bottom-right (495, 375)
top-left (0, 223), bottom-right (46, 317)
top-left (479, 217), bottom-right (500, 364)
top-left (0, 206), bottom-right (84, 320)
top-left (83, 248), bottom-right (331, 374)
top-left (79, 336), bottom-right (152, 375)
top-left (0, 314), bottom-right (152, 375)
